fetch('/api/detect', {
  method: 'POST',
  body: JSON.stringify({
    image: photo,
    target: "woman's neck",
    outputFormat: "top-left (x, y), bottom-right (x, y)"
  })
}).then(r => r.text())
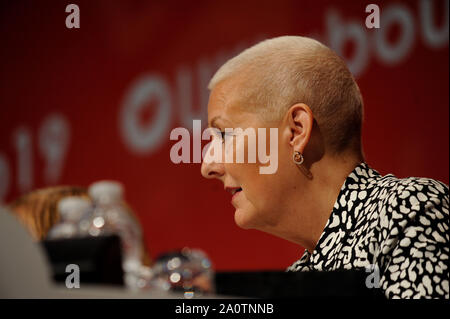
top-left (275, 154), bottom-right (362, 251)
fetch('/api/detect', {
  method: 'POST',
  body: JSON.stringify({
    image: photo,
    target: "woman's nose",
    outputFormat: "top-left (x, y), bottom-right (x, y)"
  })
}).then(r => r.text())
top-left (201, 159), bottom-right (225, 179)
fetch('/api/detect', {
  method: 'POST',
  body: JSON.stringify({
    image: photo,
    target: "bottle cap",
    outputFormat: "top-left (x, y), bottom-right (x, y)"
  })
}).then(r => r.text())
top-left (58, 196), bottom-right (91, 221)
top-left (88, 180), bottom-right (124, 203)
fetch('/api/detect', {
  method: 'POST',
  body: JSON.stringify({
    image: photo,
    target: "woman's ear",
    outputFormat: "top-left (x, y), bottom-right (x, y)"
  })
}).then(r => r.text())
top-left (287, 103), bottom-right (314, 153)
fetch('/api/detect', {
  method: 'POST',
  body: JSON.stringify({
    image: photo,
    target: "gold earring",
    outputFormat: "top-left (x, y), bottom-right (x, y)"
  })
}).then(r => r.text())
top-left (293, 151), bottom-right (304, 165)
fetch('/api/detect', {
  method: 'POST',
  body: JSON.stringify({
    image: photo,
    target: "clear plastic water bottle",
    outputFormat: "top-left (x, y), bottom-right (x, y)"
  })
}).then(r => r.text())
top-left (47, 196), bottom-right (91, 239)
top-left (86, 180), bottom-right (144, 289)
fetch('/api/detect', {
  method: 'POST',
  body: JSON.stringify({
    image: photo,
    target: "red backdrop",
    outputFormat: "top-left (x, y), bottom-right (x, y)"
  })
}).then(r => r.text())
top-left (0, 0), bottom-right (448, 270)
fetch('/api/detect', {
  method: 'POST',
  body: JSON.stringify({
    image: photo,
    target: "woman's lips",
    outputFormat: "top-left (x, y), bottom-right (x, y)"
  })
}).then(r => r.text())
top-left (225, 187), bottom-right (243, 201)
top-left (231, 188), bottom-right (242, 200)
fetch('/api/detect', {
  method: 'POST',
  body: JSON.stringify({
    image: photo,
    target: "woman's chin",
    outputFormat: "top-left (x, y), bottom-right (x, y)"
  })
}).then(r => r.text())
top-left (233, 208), bottom-right (255, 229)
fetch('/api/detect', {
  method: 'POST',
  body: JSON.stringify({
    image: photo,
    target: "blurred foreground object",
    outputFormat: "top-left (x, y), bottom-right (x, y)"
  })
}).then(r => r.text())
top-left (0, 206), bottom-right (53, 298)
top-left (149, 248), bottom-right (215, 298)
top-left (43, 235), bottom-right (124, 286)
top-left (81, 180), bottom-right (148, 289)
top-left (0, 206), bottom-right (189, 298)
top-left (47, 196), bottom-right (91, 239)
top-left (7, 183), bottom-right (152, 290)
top-left (85, 181), bottom-right (143, 265)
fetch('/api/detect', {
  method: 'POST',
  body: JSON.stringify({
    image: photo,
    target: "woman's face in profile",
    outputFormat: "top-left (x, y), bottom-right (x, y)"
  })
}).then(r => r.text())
top-left (201, 80), bottom-right (295, 233)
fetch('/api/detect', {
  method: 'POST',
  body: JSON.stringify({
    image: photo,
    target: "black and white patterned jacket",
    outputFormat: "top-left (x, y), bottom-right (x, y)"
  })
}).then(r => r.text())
top-left (287, 162), bottom-right (449, 299)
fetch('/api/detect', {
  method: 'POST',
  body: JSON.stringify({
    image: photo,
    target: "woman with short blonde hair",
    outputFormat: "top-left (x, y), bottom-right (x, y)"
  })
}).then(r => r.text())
top-left (201, 36), bottom-right (449, 299)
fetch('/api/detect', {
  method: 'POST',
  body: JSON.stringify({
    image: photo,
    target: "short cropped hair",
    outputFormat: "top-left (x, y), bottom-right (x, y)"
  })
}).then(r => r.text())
top-left (208, 36), bottom-right (364, 154)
